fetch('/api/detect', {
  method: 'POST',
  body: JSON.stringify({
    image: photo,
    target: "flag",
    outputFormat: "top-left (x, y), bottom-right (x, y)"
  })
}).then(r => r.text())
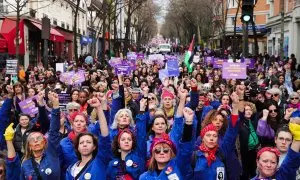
top-left (184, 35), bottom-right (195, 72)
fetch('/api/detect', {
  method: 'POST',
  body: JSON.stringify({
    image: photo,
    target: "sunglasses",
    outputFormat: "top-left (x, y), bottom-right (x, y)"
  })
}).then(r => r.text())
top-left (272, 94), bottom-right (279, 97)
top-left (28, 135), bottom-right (44, 143)
top-left (154, 148), bottom-right (170, 154)
top-left (69, 109), bottom-right (79, 112)
top-left (269, 109), bottom-right (278, 113)
top-left (291, 97), bottom-right (299, 100)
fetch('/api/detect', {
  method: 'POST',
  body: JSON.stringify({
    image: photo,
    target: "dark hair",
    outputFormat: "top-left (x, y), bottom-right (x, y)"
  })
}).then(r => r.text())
top-left (275, 125), bottom-right (292, 138)
top-left (111, 130), bottom-right (137, 157)
top-left (19, 113), bottom-right (31, 121)
top-left (74, 132), bottom-right (98, 160)
top-left (149, 114), bottom-right (169, 135)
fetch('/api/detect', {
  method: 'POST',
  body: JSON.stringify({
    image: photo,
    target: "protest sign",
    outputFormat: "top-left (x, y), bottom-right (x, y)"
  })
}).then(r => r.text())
top-left (18, 96), bottom-right (38, 115)
top-left (6, 59), bottom-right (18, 75)
top-left (56, 63), bottom-right (65, 72)
top-left (213, 58), bottom-right (228, 68)
top-left (159, 69), bottom-right (169, 82)
top-left (242, 58), bottom-right (256, 69)
top-left (127, 52), bottom-right (137, 61)
top-left (60, 71), bottom-right (85, 85)
top-left (222, 62), bottom-right (247, 79)
top-left (166, 60), bottom-right (179, 77)
top-left (115, 65), bottom-right (132, 75)
top-left (204, 56), bottom-right (214, 65)
top-left (109, 57), bottom-right (123, 67)
top-left (58, 93), bottom-right (71, 112)
top-left (193, 55), bottom-right (200, 63)
top-left (137, 53), bottom-right (144, 59)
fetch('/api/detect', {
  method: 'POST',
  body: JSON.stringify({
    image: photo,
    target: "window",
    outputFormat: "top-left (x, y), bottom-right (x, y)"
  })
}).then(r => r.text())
top-left (83, 30), bottom-right (85, 35)
top-left (67, 24), bottom-right (70, 30)
top-left (253, 15), bottom-right (256, 23)
top-left (53, 18), bottom-right (57, 25)
top-left (232, 0), bottom-right (235, 7)
top-left (29, 9), bottom-right (36, 18)
top-left (78, 28), bottom-right (81, 34)
top-left (231, 17), bottom-right (236, 25)
top-left (43, 13), bottom-right (48, 18)
top-left (61, 22), bottom-right (65, 28)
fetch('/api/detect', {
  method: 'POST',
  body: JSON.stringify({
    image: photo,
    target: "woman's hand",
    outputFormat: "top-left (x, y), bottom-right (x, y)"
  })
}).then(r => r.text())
top-left (87, 97), bottom-right (102, 108)
top-left (4, 123), bottom-right (14, 141)
top-left (183, 107), bottom-right (194, 125)
top-left (37, 91), bottom-right (45, 106)
top-left (48, 92), bottom-right (59, 109)
top-left (139, 98), bottom-right (147, 112)
top-left (262, 109), bottom-right (269, 121)
top-left (6, 85), bottom-right (14, 98)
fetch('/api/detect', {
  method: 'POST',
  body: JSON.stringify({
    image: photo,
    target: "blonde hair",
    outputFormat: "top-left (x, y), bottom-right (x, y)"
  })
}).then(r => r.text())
top-left (148, 143), bottom-right (175, 171)
top-left (244, 102), bottom-right (257, 114)
top-left (23, 132), bottom-right (47, 163)
top-left (111, 109), bottom-right (135, 129)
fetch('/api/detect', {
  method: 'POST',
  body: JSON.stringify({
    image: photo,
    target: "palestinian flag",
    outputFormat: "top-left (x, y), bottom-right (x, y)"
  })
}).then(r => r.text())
top-left (184, 35), bottom-right (195, 72)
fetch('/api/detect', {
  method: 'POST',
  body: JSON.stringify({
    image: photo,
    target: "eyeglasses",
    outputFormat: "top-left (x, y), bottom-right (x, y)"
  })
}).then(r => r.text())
top-left (291, 97), bottom-right (299, 100)
top-left (154, 148), bottom-right (170, 154)
top-left (269, 109), bottom-right (278, 113)
top-left (277, 137), bottom-right (292, 142)
top-left (273, 94), bottom-right (279, 97)
top-left (149, 97), bottom-right (156, 101)
top-left (69, 109), bottom-right (79, 112)
top-left (28, 135), bottom-right (44, 143)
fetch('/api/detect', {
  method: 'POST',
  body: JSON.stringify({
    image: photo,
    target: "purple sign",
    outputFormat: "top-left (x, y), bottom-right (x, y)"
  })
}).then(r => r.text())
top-left (159, 69), bottom-right (169, 82)
top-left (58, 93), bottom-right (71, 104)
top-left (242, 58), bottom-right (256, 69)
top-left (222, 62), bottom-right (247, 79)
top-left (166, 60), bottom-right (179, 77)
top-left (204, 56), bottom-right (214, 65)
top-left (60, 71), bottom-right (85, 85)
top-left (115, 65), bottom-right (132, 75)
top-left (109, 57), bottom-right (123, 67)
top-left (18, 96), bottom-right (38, 115)
top-left (137, 53), bottom-right (144, 59)
top-left (127, 52), bottom-right (137, 61)
top-left (213, 59), bottom-right (228, 68)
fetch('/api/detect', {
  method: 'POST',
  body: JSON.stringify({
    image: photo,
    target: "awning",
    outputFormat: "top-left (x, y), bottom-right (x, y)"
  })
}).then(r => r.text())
top-left (55, 28), bottom-right (73, 41)
top-left (0, 18), bottom-right (25, 55)
top-left (30, 21), bottom-right (65, 42)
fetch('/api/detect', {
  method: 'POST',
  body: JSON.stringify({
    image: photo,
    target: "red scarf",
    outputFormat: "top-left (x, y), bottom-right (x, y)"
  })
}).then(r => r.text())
top-left (199, 143), bottom-right (218, 166)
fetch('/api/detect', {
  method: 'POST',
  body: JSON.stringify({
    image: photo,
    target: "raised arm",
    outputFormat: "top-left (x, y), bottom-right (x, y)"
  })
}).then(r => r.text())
top-left (135, 98), bottom-right (148, 158)
top-left (185, 79), bottom-right (199, 110)
top-left (47, 92), bottom-right (61, 153)
top-left (256, 109), bottom-right (275, 139)
top-left (4, 123), bottom-right (21, 180)
top-left (36, 91), bottom-right (50, 134)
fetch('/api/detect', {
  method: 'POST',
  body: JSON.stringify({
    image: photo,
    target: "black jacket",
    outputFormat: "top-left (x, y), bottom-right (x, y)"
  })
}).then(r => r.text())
top-left (13, 123), bottom-right (35, 156)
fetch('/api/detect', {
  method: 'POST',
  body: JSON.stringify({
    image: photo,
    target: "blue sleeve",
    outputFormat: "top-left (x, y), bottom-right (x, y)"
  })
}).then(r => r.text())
top-left (96, 135), bottom-right (112, 165)
top-left (220, 116), bottom-right (239, 157)
top-left (6, 155), bottom-right (21, 180)
top-left (109, 86), bottom-right (125, 125)
top-left (276, 148), bottom-right (300, 179)
top-left (37, 105), bottom-right (50, 134)
top-left (170, 116), bottom-right (184, 147)
top-left (176, 141), bottom-right (194, 177)
top-left (185, 90), bottom-right (199, 110)
top-left (0, 98), bottom-right (12, 150)
top-left (201, 106), bottom-right (213, 121)
top-left (210, 101), bottom-right (220, 110)
top-left (135, 112), bottom-right (147, 158)
top-left (47, 108), bottom-right (61, 156)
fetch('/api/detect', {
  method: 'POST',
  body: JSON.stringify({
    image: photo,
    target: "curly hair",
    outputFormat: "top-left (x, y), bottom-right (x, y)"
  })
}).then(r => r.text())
top-left (201, 110), bottom-right (229, 136)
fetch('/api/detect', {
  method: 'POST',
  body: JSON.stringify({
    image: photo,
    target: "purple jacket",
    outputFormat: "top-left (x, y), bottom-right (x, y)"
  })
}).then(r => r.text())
top-left (256, 119), bottom-right (275, 139)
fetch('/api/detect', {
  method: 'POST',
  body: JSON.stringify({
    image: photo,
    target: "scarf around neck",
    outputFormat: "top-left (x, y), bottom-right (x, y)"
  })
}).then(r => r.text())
top-left (199, 143), bottom-right (219, 166)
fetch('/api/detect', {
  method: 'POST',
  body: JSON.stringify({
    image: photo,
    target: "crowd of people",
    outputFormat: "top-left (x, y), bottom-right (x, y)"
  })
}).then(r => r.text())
top-left (0, 50), bottom-right (299, 180)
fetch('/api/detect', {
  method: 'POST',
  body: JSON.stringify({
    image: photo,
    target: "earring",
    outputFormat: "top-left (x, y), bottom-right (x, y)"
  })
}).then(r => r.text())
top-left (118, 149), bottom-right (121, 153)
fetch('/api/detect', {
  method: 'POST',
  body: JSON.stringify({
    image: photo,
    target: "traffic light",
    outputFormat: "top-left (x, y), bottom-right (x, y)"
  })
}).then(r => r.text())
top-left (241, 0), bottom-right (254, 23)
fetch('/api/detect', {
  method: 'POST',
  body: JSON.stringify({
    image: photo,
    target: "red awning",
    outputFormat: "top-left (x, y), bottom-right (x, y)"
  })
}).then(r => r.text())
top-left (55, 28), bottom-right (73, 41)
top-left (30, 21), bottom-right (65, 42)
top-left (0, 18), bottom-right (25, 55)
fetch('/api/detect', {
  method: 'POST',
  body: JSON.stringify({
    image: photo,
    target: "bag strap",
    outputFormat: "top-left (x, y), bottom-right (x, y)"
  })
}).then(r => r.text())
top-left (75, 158), bottom-right (94, 180)
top-left (31, 158), bottom-right (43, 180)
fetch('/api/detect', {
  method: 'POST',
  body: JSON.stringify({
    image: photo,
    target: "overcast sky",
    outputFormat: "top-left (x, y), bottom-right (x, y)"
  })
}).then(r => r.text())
top-left (153, 0), bottom-right (169, 24)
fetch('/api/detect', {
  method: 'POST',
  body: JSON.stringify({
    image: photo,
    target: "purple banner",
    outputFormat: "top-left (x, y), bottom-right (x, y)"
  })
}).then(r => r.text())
top-left (115, 65), bottom-right (132, 75)
top-left (166, 60), bottom-right (179, 77)
top-left (222, 62), bottom-right (247, 79)
top-left (213, 58), bottom-right (228, 68)
top-left (18, 95), bottom-right (38, 115)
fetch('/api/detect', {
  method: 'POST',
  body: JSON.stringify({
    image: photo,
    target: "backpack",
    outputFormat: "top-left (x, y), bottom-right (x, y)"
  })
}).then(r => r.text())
top-left (191, 150), bottom-right (228, 180)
